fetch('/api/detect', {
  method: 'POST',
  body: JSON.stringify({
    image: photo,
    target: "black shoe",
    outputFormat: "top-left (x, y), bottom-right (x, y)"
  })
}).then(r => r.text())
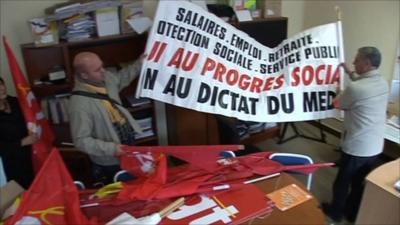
top-left (321, 202), bottom-right (343, 222)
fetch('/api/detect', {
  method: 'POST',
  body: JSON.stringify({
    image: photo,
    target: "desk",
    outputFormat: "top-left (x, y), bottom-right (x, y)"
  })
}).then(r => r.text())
top-left (252, 173), bottom-right (325, 225)
top-left (356, 159), bottom-right (400, 225)
top-left (82, 173), bottom-right (325, 224)
top-left (312, 118), bottom-right (400, 158)
top-left (317, 117), bottom-right (400, 144)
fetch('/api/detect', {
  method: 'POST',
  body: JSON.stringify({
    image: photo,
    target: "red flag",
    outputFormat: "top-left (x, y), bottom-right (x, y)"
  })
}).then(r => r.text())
top-left (5, 149), bottom-right (96, 225)
top-left (121, 145), bottom-right (243, 173)
top-left (120, 150), bottom-right (162, 177)
top-left (2, 36), bottom-right (54, 172)
top-left (283, 162), bottom-right (335, 174)
top-left (118, 153), bottom-right (168, 200)
top-left (118, 151), bottom-right (334, 200)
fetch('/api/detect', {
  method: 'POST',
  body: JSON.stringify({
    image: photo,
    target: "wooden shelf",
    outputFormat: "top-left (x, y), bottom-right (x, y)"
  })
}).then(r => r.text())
top-left (127, 104), bottom-right (153, 113)
top-left (135, 136), bottom-right (158, 145)
top-left (21, 33), bottom-right (142, 48)
top-left (31, 83), bottom-right (72, 98)
top-left (21, 32), bottom-right (157, 147)
top-left (66, 33), bottom-right (142, 47)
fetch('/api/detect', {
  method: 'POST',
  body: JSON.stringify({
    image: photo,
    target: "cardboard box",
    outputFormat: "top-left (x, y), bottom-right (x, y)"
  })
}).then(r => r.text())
top-left (356, 159), bottom-right (400, 225)
top-left (0, 180), bottom-right (25, 219)
top-left (95, 7), bottom-right (120, 37)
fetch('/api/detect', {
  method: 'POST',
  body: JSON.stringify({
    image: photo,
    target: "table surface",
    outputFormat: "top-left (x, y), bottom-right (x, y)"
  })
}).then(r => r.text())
top-left (249, 173), bottom-right (325, 225)
top-left (81, 172), bottom-right (326, 225)
top-left (321, 117), bottom-right (400, 144)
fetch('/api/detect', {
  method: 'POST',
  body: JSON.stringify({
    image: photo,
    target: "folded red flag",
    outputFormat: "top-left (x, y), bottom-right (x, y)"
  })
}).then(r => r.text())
top-left (121, 145), bottom-right (243, 173)
top-left (5, 149), bottom-right (96, 225)
top-left (118, 151), bottom-right (334, 201)
top-left (118, 153), bottom-right (167, 200)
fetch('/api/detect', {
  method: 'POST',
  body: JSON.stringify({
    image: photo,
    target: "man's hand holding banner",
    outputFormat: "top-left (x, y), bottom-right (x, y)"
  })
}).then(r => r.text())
top-left (136, 0), bottom-right (343, 122)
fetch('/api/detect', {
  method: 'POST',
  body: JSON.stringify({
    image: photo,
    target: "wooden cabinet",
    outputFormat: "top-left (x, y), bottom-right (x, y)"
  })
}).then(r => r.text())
top-left (166, 17), bottom-right (288, 146)
top-left (236, 17), bottom-right (288, 48)
top-left (21, 33), bottom-right (158, 146)
top-left (22, 34), bottom-right (158, 185)
top-left (166, 106), bottom-right (220, 145)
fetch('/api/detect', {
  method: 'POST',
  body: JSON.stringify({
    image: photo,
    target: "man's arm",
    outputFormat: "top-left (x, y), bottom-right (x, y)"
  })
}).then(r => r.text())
top-left (333, 86), bottom-right (354, 110)
top-left (114, 55), bottom-right (144, 91)
top-left (340, 62), bottom-right (360, 81)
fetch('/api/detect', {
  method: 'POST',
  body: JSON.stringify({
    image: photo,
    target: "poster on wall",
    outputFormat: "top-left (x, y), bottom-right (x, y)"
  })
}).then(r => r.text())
top-left (136, 0), bottom-right (342, 122)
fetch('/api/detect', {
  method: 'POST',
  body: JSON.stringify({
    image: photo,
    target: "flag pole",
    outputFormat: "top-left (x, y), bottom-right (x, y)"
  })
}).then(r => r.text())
top-left (335, 5), bottom-right (341, 20)
top-left (335, 6), bottom-right (345, 119)
top-left (159, 197), bottom-right (185, 218)
top-left (335, 6), bottom-right (345, 85)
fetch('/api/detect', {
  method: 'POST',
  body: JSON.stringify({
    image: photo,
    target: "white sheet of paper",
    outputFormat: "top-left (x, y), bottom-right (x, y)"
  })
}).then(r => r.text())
top-left (235, 10), bottom-right (253, 22)
top-left (127, 17), bottom-right (153, 34)
top-left (267, 9), bottom-right (275, 16)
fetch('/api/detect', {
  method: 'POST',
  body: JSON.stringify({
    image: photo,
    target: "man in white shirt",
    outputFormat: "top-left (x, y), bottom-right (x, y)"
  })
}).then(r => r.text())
top-left (322, 47), bottom-right (389, 223)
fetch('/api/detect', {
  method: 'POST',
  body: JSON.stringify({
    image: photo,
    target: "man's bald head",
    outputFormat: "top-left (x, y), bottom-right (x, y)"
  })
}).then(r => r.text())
top-left (73, 52), bottom-right (105, 85)
top-left (73, 52), bottom-right (100, 74)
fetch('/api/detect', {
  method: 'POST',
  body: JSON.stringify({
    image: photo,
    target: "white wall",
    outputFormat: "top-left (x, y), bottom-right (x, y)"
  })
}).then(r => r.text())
top-left (282, 0), bottom-right (305, 36)
top-left (0, 0), bottom-right (64, 95)
top-left (302, 0), bottom-right (399, 82)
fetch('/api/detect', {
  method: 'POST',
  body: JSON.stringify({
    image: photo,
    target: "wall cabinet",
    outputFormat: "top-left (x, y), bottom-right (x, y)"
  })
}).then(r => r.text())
top-left (166, 17), bottom-right (288, 146)
top-left (21, 34), bottom-right (159, 185)
top-left (21, 33), bottom-right (158, 146)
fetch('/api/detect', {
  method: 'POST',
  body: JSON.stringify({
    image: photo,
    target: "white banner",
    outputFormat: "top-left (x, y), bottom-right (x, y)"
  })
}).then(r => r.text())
top-left (136, 0), bottom-right (342, 122)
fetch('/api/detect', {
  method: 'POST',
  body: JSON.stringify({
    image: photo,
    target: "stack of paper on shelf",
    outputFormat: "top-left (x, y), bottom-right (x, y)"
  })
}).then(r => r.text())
top-left (135, 117), bottom-right (154, 139)
top-left (46, 0), bottom-right (121, 21)
top-left (49, 2), bottom-right (82, 20)
top-left (60, 14), bottom-right (96, 42)
top-left (81, 0), bottom-right (121, 13)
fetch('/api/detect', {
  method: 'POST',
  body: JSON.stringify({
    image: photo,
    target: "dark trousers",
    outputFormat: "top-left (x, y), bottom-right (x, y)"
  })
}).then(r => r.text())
top-left (1, 146), bottom-right (34, 189)
top-left (92, 163), bottom-right (121, 185)
top-left (330, 152), bottom-right (379, 220)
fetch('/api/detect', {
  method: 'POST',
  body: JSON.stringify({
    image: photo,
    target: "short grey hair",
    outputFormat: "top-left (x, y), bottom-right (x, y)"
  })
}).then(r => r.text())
top-left (358, 46), bottom-right (381, 68)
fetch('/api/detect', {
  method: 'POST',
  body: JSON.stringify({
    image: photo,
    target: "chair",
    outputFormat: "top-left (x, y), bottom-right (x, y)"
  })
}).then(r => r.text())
top-left (74, 181), bottom-right (86, 190)
top-left (268, 153), bottom-right (314, 190)
top-left (219, 151), bottom-right (236, 159)
top-left (0, 157), bottom-right (7, 187)
top-left (113, 170), bottom-right (135, 183)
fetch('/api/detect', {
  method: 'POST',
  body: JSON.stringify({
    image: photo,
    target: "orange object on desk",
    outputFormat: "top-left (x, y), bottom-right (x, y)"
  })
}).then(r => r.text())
top-left (267, 183), bottom-right (312, 211)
